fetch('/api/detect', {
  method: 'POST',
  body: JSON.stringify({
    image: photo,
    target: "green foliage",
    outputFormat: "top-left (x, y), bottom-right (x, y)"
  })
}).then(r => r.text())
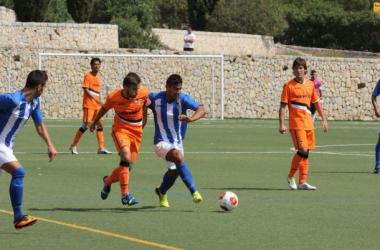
top-left (153, 0), bottom-right (188, 29)
top-left (66, 0), bottom-right (92, 23)
top-left (89, 0), bottom-right (113, 24)
top-left (45, 0), bottom-right (71, 23)
top-left (13, 0), bottom-right (51, 22)
top-left (206, 0), bottom-right (288, 37)
top-left (187, 0), bottom-right (218, 30)
top-left (0, 0), bottom-right (13, 8)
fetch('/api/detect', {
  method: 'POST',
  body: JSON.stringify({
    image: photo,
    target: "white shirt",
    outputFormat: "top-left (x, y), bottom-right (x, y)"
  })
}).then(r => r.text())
top-left (184, 33), bottom-right (196, 49)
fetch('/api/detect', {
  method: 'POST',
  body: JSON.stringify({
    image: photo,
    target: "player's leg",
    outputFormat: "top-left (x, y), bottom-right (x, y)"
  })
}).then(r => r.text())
top-left (374, 124), bottom-right (380, 173)
top-left (311, 103), bottom-right (316, 122)
top-left (70, 108), bottom-right (92, 154)
top-left (297, 130), bottom-right (316, 190)
top-left (1, 146), bottom-right (37, 229)
top-left (95, 112), bottom-right (111, 154)
top-left (166, 144), bottom-right (202, 203)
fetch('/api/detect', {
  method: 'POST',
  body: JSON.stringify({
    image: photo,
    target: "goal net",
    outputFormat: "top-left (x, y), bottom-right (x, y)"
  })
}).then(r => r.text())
top-left (38, 53), bottom-right (224, 120)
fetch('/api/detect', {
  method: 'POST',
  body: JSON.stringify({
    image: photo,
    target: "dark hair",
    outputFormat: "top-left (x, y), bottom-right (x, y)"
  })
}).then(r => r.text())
top-left (123, 72), bottom-right (141, 87)
top-left (25, 70), bottom-right (48, 88)
top-left (292, 57), bottom-right (307, 70)
top-left (90, 58), bottom-right (101, 66)
top-left (166, 74), bottom-right (183, 86)
top-left (311, 70), bottom-right (316, 74)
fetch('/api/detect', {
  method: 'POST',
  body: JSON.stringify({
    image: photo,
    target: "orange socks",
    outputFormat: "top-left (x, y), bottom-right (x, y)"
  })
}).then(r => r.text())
top-left (118, 166), bottom-right (130, 197)
top-left (71, 127), bottom-right (86, 147)
top-left (96, 128), bottom-right (104, 150)
top-left (288, 151), bottom-right (309, 184)
top-left (299, 159), bottom-right (309, 184)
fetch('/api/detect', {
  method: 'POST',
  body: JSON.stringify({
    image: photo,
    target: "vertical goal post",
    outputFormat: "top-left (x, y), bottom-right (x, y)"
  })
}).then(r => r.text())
top-left (38, 53), bottom-right (224, 120)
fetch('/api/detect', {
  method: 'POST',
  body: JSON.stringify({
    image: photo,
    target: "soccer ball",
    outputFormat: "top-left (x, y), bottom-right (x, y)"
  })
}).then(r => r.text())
top-left (219, 191), bottom-right (238, 211)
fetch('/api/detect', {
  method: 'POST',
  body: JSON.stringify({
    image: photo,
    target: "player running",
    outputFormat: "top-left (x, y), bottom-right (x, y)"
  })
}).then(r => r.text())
top-left (89, 72), bottom-right (149, 206)
top-left (70, 58), bottom-right (111, 155)
top-left (149, 74), bottom-right (205, 207)
top-left (0, 70), bottom-right (57, 229)
top-left (279, 57), bottom-right (328, 190)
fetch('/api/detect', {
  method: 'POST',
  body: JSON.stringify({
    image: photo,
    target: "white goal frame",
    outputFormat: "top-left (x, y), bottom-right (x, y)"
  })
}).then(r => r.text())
top-left (38, 53), bottom-right (225, 120)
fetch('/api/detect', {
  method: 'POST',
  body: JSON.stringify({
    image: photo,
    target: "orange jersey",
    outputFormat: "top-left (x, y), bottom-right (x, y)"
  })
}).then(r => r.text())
top-left (281, 79), bottom-right (319, 130)
top-left (82, 72), bottom-right (101, 109)
top-left (103, 88), bottom-right (149, 137)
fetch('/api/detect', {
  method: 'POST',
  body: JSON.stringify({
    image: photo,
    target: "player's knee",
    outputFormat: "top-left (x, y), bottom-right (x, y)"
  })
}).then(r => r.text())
top-left (168, 169), bottom-right (178, 177)
top-left (120, 161), bottom-right (132, 169)
top-left (297, 149), bottom-right (309, 158)
top-left (97, 128), bottom-right (103, 132)
top-left (11, 167), bottom-right (25, 178)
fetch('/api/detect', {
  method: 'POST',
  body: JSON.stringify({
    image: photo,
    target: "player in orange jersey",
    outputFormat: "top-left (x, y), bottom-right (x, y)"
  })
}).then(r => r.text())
top-left (279, 57), bottom-right (328, 190)
top-left (89, 72), bottom-right (149, 206)
top-left (70, 58), bottom-right (111, 155)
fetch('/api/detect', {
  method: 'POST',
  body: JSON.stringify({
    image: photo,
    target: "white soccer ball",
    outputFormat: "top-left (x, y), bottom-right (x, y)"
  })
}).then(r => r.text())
top-left (219, 191), bottom-right (238, 211)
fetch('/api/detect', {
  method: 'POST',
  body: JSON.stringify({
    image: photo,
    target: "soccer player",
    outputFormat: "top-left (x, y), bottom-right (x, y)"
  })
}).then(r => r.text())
top-left (149, 74), bottom-right (205, 207)
top-left (89, 73), bottom-right (149, 206)
top-left (279, 58), bottom-right (328, 190)
top-left (0, 70), bottom-right (57, 229)
top-left (70, 58), bottom-right (111, 155)
top-left (310, 70), bottom-right (324, 122)
top-left (371, 80), bottom-right (380, 173)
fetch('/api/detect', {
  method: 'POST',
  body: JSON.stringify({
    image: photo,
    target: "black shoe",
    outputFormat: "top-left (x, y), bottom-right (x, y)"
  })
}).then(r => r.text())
top-left (374, 168), bottom-right (380, 174)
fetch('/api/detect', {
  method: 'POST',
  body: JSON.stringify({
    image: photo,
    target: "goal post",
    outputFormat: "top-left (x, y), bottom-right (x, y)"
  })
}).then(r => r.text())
top-left (38, 53), bottom-right (224, 120)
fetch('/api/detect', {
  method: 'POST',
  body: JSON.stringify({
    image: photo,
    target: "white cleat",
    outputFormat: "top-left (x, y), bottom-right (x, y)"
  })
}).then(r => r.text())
top-left (287, 177), bottom-right (297, 190)
top-left (97, 148), bottom-right (112, 154)
top-left (70, 146), bottom-right (78, 155)
top-left (297, 183), bottom-right (316, 190)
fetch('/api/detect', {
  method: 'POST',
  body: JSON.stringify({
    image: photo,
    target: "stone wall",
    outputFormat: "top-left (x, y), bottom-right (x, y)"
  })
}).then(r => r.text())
top-left (152, 28), bottom-right (276, 56)
top-left (0, 6), bottom-right (16, 23)
top-left (1, 47), bottom-right (380, 121)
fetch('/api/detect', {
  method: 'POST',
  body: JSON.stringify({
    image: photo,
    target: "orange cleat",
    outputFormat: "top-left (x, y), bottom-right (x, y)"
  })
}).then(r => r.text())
top-left (14, 215), bottom-right (38, 230)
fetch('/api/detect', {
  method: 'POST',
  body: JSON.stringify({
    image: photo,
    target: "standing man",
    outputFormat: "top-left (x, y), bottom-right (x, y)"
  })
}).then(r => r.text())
top-left (310, 70), bottom-right (324, 122)
top-left (183, 27), bottom-right (196, 52)
top-left (70, 58), bottom-right (111, 155)
top-left (0, 70), bottom-right (57, 229)
top-left (371, 80), bottom-right (380, 173)
top-left (149, 74), bottom-right (205, 207)
top-left (90, 73), bottom-right (149, 206)
top-left (279, 58), bottom-right (328, 190)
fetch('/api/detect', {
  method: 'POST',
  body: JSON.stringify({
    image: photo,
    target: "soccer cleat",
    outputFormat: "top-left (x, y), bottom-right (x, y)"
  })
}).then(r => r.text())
top-left (101, 176), bottom-right (111, 200)
top-left (70, 146), bottom-right (78, 155)
top-left (192, 191), bottom-right (203, 204)
top-left (374, 168), bottom-right (380, 174)
top-left (97, 148), bottom-right (112, 154)
top-left (121, 193), bottom-right (138, 206)
top-left (287, 177), bottom-right (297, 190)
top-left (155, 186), bottom-right (169, 208)
top-left (14, 215), bottom-right (38, 230)
top-left (298, 183), bottom-right (316, 190)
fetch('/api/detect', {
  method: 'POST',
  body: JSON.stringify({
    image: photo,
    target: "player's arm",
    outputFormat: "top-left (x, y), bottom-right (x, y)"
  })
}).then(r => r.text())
top-left (35, 123), bottom-right (57, 162)
top-left (179, 105), bottom-right (205, 123)
top-left (83, 87), bottom-right (103, 106)
top-left (89, 107), bottom-right (108, 132)
top-left (142, 99), bottom-right (151, 129)
top-left (372, 94), bottom-right (380, 117)
top-left (279, 103), bottom-right (287, 134)
top-left (315, 101), bottom-right (328, 133)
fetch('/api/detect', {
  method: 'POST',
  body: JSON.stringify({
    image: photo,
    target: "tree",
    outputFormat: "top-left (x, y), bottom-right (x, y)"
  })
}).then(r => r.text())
top-left (0, 0), bottom-right (13, 9)
top-left (206, 0), bottom-right (288, 37)
top-left (45, 0), bottom-right (72, 23)
top-left (153, 0), bottom-right (188, 29)
top-left (66, 0), bottom-right (92, 23)
top-left (13, 0), bottom-right (51, 22)
top-left (187, 0), bottom-right (218, 30)
top-left (89, 0), bottom-right (113, 24)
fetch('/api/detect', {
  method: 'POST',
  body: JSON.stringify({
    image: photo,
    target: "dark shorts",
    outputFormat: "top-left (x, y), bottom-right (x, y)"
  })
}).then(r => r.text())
top-left (310, 103), bottom-right (316, 115)
top-left (184, 48), bottom-right (194, 51)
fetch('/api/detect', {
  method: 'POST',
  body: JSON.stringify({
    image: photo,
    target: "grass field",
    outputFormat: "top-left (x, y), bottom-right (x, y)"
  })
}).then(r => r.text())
top-left (0, 118), bottom-right (379, 250)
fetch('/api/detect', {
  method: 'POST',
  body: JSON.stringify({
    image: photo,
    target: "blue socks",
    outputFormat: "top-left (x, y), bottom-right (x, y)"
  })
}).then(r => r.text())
top-left (376, 142), bottom-right (380, 168)
top-left (159, 171), bottom-right (177, 195)
top-left (176, 162), bottom-right (197, 194)
top-left (10, 168), bottom-right (25, 222)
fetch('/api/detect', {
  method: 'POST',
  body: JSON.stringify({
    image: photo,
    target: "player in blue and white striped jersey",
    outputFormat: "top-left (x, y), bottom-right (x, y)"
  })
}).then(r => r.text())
top-left (0, 70), bottom-right (57, 229)
top-left (149, 74), bottom-right (205, 208)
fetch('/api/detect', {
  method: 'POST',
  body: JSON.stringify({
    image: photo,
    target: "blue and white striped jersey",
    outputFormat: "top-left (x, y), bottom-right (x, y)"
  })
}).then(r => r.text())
top-left (373, 79), bottom-right (380, 97)
top-left (149, 91), bottom-right (201, 145)
top-left (0, 90), bottom-right (43, 149)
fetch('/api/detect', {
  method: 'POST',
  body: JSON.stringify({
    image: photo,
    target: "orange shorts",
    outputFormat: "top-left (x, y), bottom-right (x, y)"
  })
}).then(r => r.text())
top-left (290, 129), bottom-right (315, 150)
top-left (83, 108), bottom-right (104, 123)
top-left (111, 128), bottom-right (141, 163)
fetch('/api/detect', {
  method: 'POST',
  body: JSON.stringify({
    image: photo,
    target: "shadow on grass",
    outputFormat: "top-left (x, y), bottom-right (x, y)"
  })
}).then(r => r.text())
top-left (28, 206), bottom-right (195, 213)
top-left (312, 171), bottom-right (371, 174)
top-left (201, 187), bottom-right (289, 191)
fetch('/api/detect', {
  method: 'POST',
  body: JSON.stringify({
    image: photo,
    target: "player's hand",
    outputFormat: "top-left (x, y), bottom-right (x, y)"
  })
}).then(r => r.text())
top-left (96, 99), bottom-right (103, 106)
top-left (89, 122), bottom-right (96, 132)
top-left (279, 125), bottom-right (287, 134)
top-left (178, 114), bottom-right (192, 123)
top-left (322, 119), bottom-right (328, 133)
top-left (47, 144), bottom-right (57, 162)
top-left (375, 110), bottom-right (380, 118)
top-left (145, 99), bottom-right (151, 107)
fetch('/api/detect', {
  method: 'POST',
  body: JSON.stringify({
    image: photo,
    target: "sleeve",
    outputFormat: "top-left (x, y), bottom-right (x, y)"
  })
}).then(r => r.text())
top-left (280, 84), bottom-right (288, 104)
top-left (182, 94), bottom-right (200, 111)
top-left (0, 94), bottom-right (17, 111)
top-left (31, 98), bottom-right (43, 124)
top-left (102, 94), bottom-right (113, 111)
top-left (373, 80), bottom-right (380, 97)
top-left (82, 74), bottom-right (90, 89)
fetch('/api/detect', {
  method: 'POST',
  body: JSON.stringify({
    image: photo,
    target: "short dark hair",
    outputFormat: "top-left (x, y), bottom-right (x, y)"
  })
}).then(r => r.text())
top-left (166, 74), bottom-right (183, 86)
top-left (292, 57), bottom-right (307, 70)
top-left (123, 72), bottom-right (141, 87)
top-left (311, 70), bottom-right (316, 74)
top-left (25, 70), bottom-right (48, 88)
top-left (90, 58), bottom-right (101, 66)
